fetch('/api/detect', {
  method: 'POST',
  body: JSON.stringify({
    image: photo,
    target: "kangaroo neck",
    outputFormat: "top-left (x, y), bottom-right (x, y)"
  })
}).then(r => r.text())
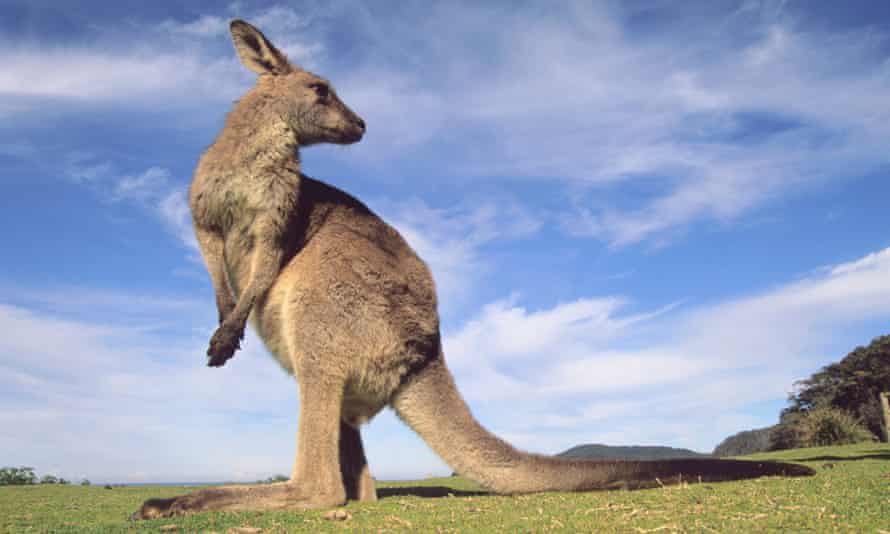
top-left (218, 91), bottom-right (302, 176)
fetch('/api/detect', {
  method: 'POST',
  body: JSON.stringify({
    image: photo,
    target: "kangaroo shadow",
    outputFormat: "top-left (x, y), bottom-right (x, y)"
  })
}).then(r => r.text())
top-left (377, 486), bottom-right (490, 499)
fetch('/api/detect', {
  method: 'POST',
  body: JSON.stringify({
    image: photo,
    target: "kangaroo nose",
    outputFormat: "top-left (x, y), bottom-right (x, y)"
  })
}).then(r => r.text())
top-left (355, 117), bottom-right (366, 131)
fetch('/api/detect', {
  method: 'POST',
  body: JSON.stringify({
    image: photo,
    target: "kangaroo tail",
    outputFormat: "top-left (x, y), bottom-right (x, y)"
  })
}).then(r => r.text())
top-left (391, 355), bottom-right (815, 493)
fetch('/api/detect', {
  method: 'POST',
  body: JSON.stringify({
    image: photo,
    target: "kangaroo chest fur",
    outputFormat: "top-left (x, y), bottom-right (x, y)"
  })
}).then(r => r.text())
top-left (191, 160), bottom-right (300, 284)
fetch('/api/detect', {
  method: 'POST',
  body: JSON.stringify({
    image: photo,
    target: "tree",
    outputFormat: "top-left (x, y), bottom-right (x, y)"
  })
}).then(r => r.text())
top-left (81, 479), bottom-right (91, 486)
top-left (40, 474), bottom-right (59, 484)
top-left (0, 467), bottom-right (37, 485)
top-left (781, 334), bottom-right (890, 441)
top-left (256, 474), bottom-right (289, 484)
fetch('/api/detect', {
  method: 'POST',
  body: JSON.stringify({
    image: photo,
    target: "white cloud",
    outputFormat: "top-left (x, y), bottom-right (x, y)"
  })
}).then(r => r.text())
top-left (441, 245), bottom-right (890, 452)
top-left (447, 296), bottom-right (629, 370)
top-left (63, 152), bottom-right (113, 184)
top-left (1, 286), bottom-right (203, 319)
top-left (88, 162), bottom-right (198, 254)
top-left (159, 15), bottom-right (229, 37)
top-left (1, 5), bottom-right (321, 107)
top-left (158, 189), bottom-right (200, 254)
top-left (828, 247), bottom-right (890, 277)
top-left (247, 4), bottom-right (312, 36)
top-left (114, 166), bottom-right (171, 201)
top-left (57, 155), bottom-right (200, 254)
top-left (0, 297), bottom-right (297, 483)
top-left (336, 3), bottom-right (890, 245)
top-left (0, 49), bottom-right (245, 104)
top-left (157, 5), bottom-right (319, 65)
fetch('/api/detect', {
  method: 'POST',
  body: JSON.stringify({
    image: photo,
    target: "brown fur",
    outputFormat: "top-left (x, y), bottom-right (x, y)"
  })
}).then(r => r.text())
top-left (132, 19), bottom-right (814, 520)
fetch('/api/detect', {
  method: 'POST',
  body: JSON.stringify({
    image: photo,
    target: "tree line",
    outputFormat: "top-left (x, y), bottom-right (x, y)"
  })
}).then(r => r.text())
top-left (0, 466), bottom-right (90, 486)
top-left (714, 334), bottom-right (889, 456)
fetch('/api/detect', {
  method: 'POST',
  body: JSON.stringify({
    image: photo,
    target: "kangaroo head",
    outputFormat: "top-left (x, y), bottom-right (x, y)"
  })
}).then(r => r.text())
top-left (229, 19), bottom-right (365, 146)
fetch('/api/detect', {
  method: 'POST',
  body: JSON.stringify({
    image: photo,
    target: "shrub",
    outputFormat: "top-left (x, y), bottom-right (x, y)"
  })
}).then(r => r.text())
top-left (800, 407), bottom-right (874, 447)
top-left (769, 413), bottom-right (807, 450)
top-left (771, 407), bottom-right (874, 450)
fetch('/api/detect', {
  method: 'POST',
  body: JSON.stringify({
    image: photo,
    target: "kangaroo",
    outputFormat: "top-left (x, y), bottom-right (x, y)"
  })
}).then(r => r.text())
top-left (133, 19), bottom-right (814, 519)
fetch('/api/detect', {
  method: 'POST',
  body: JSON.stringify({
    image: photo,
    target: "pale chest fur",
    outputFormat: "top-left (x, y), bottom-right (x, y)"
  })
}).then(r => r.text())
top-left (189, 118), bottom-right (301, 236)
top-left (190, 163), bottom-right (301, 236)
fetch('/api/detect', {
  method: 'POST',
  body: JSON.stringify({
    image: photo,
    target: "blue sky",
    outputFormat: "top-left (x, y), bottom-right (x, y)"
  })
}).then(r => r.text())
top-left (2, 0), bottom-right (890, 483)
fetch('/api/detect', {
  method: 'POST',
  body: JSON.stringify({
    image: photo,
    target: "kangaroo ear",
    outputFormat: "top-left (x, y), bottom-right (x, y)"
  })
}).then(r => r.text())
top-left (229, 19), bottom-right (294, 75)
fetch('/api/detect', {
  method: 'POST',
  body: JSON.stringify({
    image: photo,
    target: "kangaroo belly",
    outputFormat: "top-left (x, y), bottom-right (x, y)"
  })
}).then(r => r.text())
top-left (342, 387), bottom-right (386, 426)
top-left (251, 224), bottom-right (439, 405)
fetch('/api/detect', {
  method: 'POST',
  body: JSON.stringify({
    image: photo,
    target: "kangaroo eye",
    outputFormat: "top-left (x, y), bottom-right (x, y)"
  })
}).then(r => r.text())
top-left (310, 83), bottom-right (329, 100)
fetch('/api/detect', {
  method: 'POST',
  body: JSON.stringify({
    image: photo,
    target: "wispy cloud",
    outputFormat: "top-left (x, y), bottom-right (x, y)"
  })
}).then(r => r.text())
top-left (116, 169), bottom-right (199, 254)
top-left (158, 4), bottom-right (311, 38)
top-left (63, 152), bottom-right (114, 184)
top-left (159, 14), bottom-right (229, 38)
top-left (158, 189), bottom-right (199, 253)
top-left (337, 3), bottom-right (890, 245)
top-left (0, 5), bottom-right (321, 107)
top-left (103, 165), bottom-right (200, 253)
top-left (113, 166), bottom-right (171, 201)
top-left (57, 154), bottom-right (200, 254)
top-left (1, 286), bottom-right (203, 320)
top-left (88, 161), bottom-right (198, 253)
top-left (0, 49), bottom-right (244, 104)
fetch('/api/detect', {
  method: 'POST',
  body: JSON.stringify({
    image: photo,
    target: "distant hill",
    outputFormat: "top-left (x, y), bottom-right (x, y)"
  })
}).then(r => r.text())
top-left (712, 426), bottom-right (776, 457)
top-left (557, 443), bottom-right (711, 461)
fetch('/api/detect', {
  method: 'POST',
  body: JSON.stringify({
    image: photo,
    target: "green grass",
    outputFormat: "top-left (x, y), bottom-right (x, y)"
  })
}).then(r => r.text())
top-left (2, 442), bottom-right (888, 533)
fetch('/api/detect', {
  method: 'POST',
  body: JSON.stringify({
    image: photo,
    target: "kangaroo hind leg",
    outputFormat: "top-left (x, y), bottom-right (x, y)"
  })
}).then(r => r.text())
top-left (287, 367), bottom-right (349, 508)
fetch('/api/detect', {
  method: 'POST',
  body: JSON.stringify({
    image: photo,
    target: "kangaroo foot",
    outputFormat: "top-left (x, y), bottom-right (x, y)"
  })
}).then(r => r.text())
top-left (206, 322), bottom-right (244, 367)
top-left (130, 483), bottom-right (347, 520)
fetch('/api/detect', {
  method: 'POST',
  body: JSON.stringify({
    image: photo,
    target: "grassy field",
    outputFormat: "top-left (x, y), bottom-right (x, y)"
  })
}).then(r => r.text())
top-left (1, 442), bottom-right (888, 533)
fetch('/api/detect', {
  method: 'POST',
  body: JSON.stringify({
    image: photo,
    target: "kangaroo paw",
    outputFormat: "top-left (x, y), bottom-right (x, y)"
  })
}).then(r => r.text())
top-left (206, 323), bottom-right (244, 367)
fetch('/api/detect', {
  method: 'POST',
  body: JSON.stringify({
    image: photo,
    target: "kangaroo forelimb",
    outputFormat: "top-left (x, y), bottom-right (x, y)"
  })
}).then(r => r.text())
top-left (194, 225), bottom-right (236, 325)
top-left (207, 217), bottom-right (284, 366)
